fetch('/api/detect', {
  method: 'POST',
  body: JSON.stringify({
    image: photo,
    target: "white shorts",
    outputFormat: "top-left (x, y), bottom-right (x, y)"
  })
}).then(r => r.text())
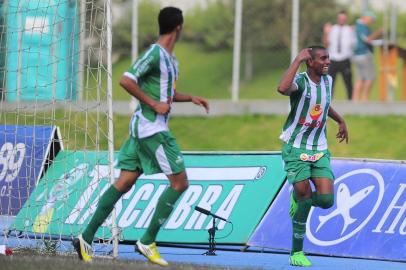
top-left (352, 53), bottom-right (375, 81)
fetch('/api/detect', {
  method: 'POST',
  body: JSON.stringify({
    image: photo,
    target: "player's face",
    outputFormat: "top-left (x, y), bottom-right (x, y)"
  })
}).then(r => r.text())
top-left (311, 49), bottom-right (330, 76)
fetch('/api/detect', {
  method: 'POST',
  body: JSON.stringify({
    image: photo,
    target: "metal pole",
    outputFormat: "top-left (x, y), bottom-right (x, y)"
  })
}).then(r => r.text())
top-left (381, 0), bottom-right (390, 101)
top-left (131, 0), bottom-right (138, 62)
top-left (231, 0), bottom-right (242, 102)
top-left (361, 0), bottom-right (369, 12)
top-left (129, 0), bottom-right (139, 112)
top-left (78, 0), bottom-right (86, 101)
top-left (105, 0), bottom-right (118, 258)
top-left (290, 0), bottom-right (299, 62)
top-left (389, 0), bottom-right (397, 44)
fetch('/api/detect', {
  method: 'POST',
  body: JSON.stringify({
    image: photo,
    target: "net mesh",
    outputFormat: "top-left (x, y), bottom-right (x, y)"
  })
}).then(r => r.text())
top-left (0, 0), bottom-right (115, 256)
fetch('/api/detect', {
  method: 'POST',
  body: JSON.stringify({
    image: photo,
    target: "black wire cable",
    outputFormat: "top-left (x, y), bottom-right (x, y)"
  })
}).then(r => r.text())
top-left (214, 221), bottom-right (234, 240)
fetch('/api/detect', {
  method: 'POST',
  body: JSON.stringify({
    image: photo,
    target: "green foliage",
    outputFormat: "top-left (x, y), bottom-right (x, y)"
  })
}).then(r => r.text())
top-left (112, 0), bottom-right (160, 59)
top-left (242, 0), bottom-right (285, 49)
top-left (111, 42), bottom-right (403, 101)
top-left (298, 0), bottom-right (338, 46)
top-left (241, 0), bottom-right (340, 49)
top-left (11, 239), bottom-right (59, 256)
top-left (183, 2), bottom-right (234, 50)
top-left (396, 12), bottom-right (406, 48)
top-left (180, 0), bottom-right (339, 81)
top-left (42, 239), bottom-right (59, 255)
top-left (182, 0), bottom-right (339, 50)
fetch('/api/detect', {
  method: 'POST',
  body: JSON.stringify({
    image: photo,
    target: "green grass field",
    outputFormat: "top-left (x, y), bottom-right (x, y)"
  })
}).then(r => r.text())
top-left (2, 111), bottom-right (404, 160)
top-left (110, 42), bottom-right (405, 102)
top-left (167, 115), bottom-right (406, 160)
top-left (117, 114), bottom-right (405, 160)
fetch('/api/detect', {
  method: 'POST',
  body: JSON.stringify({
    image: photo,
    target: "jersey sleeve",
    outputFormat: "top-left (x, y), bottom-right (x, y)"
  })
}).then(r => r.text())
top-left (293, 73), bottom-right (305, 93)
top-left (123, 46), bottom-right (159, 82)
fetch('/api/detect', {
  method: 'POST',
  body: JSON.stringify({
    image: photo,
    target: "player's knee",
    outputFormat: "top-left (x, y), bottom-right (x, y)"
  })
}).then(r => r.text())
top-left (170, 178), bottom-right (189, 193)
top-left (176, 181), bottom-right (189, 193)
top-left (115, 170), bottom-right (140, 193)
top-left (114, 179), bottom-right (135, 193)
top-left (316, 194), bottom-right (334, 209)
top-left (169, 171), bottom-right (189, 192)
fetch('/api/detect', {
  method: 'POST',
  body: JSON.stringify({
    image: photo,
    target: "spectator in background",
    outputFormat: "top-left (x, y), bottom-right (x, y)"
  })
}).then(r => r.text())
top-left (323, 10), bottom-right (355, 100)
top-left (352, 10), bottom-right (383, 102)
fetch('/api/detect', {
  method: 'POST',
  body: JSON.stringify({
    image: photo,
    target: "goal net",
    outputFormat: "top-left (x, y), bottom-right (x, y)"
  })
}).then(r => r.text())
top-left (0, 0), bottom-right (118, 256)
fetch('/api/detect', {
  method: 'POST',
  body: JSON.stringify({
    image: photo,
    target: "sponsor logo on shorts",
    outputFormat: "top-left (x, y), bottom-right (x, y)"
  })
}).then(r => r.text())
top-left (299, 152), bottom-right (324, 162)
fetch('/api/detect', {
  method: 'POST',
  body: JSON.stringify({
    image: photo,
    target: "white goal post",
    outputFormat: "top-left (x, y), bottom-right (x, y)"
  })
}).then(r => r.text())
top-left (0, 0), bottom-right (118, 257)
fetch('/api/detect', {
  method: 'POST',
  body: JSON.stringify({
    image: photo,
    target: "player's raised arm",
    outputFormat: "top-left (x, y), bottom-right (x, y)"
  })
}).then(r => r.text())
top-left (277, 48), bottom-right (312, 96)
top-left (174, 91), bottom-right (209, 113)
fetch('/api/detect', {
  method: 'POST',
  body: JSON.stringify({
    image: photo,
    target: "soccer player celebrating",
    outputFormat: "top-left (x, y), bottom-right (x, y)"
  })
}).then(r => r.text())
top-left (277, 46), bottom-right (348, 266)
top-left (73, 7), bottom-right (209, 266)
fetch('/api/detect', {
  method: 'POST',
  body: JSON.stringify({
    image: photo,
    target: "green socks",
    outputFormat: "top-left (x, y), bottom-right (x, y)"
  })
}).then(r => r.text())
top-left (82, 185), bottom-right (123, 244)
top-left (290, 192), bottom-right (334, 254)
top-left (291, 197), bottom-right (312, 254)
top-left (81, 185), bottom-right (183, 245)
top-left (140, 187), bottom-right (182, 245)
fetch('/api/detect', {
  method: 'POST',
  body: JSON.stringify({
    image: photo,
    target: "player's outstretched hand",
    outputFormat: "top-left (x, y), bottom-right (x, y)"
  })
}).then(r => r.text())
top-left (191, 96), bottom-right (209, 114)
top-left (336, 122), bottom-right (349, 143)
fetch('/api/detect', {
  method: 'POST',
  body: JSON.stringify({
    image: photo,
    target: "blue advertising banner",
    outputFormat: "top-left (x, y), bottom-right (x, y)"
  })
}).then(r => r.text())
top-left (0, 125), bottom-right (56, 215)
top-left (248, 159), bottom-right (406, 261)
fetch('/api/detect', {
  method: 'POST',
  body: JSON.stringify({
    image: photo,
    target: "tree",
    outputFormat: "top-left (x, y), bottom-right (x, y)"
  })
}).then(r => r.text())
top-left (112, 0), bottom-right (160, 60)
top-left (239, 0), bottom-right (339, 80)
top-left (183, 1), bottom-right (234, 50)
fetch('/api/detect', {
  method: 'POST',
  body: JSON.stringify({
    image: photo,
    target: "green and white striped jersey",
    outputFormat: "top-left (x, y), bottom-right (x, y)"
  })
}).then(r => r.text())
top-left (279, 72), bottom-right (332, 151)
top-left (124, 44), bottom-right (179, 138)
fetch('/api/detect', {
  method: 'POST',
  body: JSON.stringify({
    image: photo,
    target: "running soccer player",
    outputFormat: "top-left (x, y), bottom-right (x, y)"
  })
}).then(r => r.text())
top-left (73, 6), bottom-right (209, 266)
top-left (277, 46), bottom-right (348, 267)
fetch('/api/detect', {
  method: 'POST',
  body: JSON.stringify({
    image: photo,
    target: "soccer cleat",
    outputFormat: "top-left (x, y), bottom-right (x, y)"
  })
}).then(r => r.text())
top-left (136, 240), bottom-right (168, 266)
top-left (289, 251), bottom-right (312, 267)
top-left (289, 191), bottom-right (298, 218)
top-left (72, 234), bottom-right (93, 262)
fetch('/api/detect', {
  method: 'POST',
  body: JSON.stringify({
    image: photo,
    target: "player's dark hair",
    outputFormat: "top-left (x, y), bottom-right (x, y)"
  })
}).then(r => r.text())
top-left (338, 10), bottom-right (347, 15)
top-left (307, 45), bottom-right (327, 59)
top-left (158, 7), bottom-right (183, 35)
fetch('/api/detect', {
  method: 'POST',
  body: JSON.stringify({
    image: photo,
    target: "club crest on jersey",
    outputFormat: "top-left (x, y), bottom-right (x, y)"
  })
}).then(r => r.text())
top-left (300, 152), bottom-right (324, 162)
top-left (310, 104), bottom-right (323, 120)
